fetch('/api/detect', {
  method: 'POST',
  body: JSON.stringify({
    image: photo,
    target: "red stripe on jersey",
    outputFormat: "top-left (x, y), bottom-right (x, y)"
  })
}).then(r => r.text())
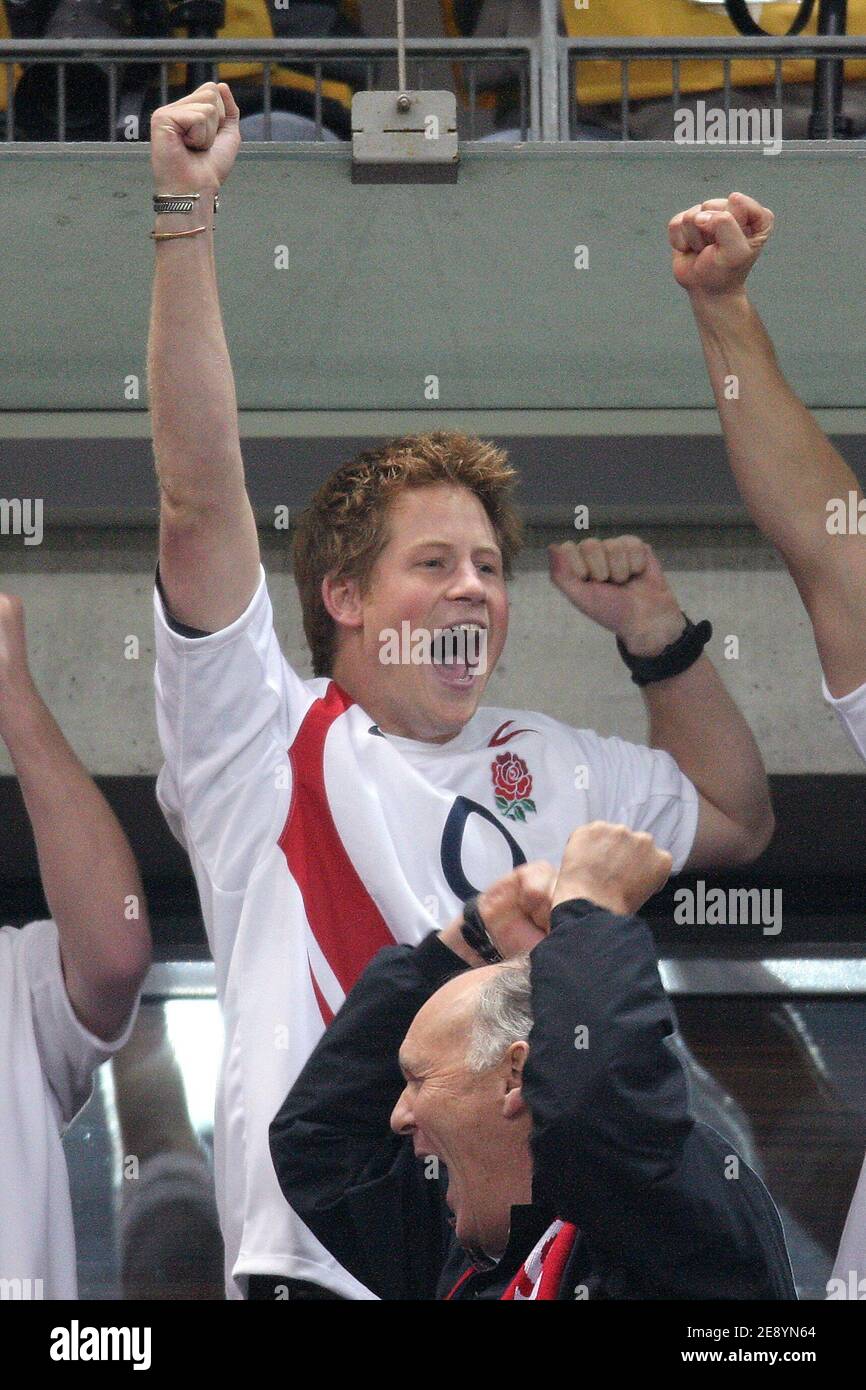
top-left (279, 682), bottom-right (396, 1020)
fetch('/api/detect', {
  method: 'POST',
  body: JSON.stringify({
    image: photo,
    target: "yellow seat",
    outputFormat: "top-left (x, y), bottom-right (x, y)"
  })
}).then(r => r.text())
top-left (175, 0), bottom-right (356, 116)
top-left (564, 0), bottom-right (866, 106)
top-left (0, 4), bottom-right (21, 116)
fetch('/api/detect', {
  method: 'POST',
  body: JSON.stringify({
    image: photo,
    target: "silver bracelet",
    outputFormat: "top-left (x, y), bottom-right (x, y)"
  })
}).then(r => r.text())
top-left (153, 192), bottom-right (220, 216)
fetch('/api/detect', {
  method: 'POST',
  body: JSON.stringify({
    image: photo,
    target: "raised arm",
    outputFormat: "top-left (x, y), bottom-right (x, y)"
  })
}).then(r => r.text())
top-left (0, 596), bottom-right (151, 1040)
top-left (548, 537), bottom-right (774, 869)
top-left (529, 825), bottom-right (794, 1299)
top-left (672, 191), bottom-right (866, 698)
top-left (270, 862), bottom-right (554, 1299)
top-left (148, 81), bottom-right (260, 634)
top-left (269, 933), bottom-right (459, 1301)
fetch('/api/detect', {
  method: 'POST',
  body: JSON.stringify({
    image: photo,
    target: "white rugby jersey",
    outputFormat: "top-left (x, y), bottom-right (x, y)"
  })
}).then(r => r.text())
top-left (153, 564), bottom-right (699, 1299)
top-left (823, 673), bottom-right (866, 764)
top-left (0, 920), bottom-right (136, 1299)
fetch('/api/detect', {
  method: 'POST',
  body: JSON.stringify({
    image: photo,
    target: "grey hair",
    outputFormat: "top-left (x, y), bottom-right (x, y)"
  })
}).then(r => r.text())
top-left (465, 954), bottom-right (533, 1072)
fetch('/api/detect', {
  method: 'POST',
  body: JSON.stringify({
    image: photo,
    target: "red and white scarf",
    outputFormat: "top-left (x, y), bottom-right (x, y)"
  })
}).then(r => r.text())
top-left (500, 1219), bottom-right (578, 1301)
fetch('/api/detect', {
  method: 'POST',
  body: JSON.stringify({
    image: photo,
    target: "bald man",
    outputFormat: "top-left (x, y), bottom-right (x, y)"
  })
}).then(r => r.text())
top-left (270, 823), bottom-right (795, 1300)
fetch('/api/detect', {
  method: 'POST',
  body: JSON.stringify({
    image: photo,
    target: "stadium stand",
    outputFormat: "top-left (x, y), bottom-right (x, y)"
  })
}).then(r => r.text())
top-left (2, 1), bottom-right (866, 1305)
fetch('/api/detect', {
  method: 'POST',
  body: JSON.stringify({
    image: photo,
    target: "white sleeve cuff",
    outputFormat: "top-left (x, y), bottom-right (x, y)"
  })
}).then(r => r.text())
top-left (153, 564), bottom-right (269, 652)
top-left (23, 920), bottom-right (140, 1127)
top-left (671, 776), bottom-right (700, 876)
top-left (821, 673), bottom-right (866, 765)
top-left (821, 671), bottom-right (866, 712)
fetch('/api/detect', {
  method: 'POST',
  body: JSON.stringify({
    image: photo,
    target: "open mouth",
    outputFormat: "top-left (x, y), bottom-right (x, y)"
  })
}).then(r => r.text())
top-left (430, 624), bottom-right (487, 687)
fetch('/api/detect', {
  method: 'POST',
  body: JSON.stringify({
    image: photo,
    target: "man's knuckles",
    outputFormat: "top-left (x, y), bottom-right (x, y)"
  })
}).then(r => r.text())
top-left (574, 536), bottom-right (647, 585)
top-left (151, 92), bottom-right (222, 136)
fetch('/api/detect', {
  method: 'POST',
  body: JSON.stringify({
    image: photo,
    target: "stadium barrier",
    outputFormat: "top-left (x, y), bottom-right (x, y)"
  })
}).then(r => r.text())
top-left (3, 31), bottom-right (866, 140)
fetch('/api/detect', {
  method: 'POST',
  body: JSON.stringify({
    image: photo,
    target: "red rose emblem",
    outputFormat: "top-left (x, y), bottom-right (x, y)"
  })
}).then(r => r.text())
top-left (491, 753), bottom-right (536, 822)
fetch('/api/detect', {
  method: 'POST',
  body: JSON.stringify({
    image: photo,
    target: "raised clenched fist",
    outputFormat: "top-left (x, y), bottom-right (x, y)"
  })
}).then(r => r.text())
top-left (441, 860), bottom-right (556, 964)
top-left (553, 822), bottom-right (673, 918)
top-left (548, 535), bottom-right (686, 657)
top-left (150, 81), bottom-right (241, 195)
top-left (475, 860), bottom-right (558, 960)
top-left (668, 191), bottom-right (774, 297)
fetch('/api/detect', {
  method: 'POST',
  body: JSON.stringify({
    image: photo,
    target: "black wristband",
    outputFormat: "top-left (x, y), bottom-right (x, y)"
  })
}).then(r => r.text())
top-left (616, 614), bottom-right (712, 687)
top-left (460, 896), bottom-right (504, 965)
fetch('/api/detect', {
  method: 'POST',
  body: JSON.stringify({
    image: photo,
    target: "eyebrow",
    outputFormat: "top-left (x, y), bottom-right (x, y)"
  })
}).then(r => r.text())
top-left (397, 1052), bottom-right (422, 1079)
top-left (406, 539), bottom-right (502, 558)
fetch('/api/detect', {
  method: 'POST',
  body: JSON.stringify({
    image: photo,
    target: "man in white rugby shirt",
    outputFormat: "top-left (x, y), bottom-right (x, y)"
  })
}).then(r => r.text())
top-left (669, 190), bottom-right (866, 1297)
top-left (0, 594), bottom-right (150, 1300)
top-left (148, 82), bottom-right (774, 1299)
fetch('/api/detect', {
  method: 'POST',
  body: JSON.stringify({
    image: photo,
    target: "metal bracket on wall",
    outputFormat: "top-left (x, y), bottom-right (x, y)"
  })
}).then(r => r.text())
top-left (351, 88), bottom-right (459, 183)
top-left (350, 0), bottom-right (459, 182)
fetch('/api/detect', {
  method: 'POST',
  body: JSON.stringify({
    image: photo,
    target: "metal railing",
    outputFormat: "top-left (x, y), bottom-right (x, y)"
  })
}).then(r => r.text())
top-left (3, 32), bottom-right (866, 143)
top-left (0, 37), bottom-right (540, 142)
top-left (561, 35), bottom-right (866, 141)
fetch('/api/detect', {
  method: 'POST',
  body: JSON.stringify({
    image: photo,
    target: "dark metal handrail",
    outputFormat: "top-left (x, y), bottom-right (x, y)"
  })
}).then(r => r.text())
top-left (3, 35), bottom-right (866, 142)
top-left (561, 35), bottom-right (866, 141)
top-left (0, 37), bottom-right (540, 59)
top-left (0, 36), bottom-right (541, 142)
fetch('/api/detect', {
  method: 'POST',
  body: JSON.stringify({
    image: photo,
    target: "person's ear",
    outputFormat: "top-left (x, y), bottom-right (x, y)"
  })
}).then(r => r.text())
top-left (321, 572), bottom-right (364, 632)
top-left (502, 1041), bottom-right (529, 1119)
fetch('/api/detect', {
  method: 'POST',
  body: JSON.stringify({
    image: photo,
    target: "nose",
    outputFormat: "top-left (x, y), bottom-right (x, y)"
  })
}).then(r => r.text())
top-left (390, 1085), bottom-right (415, 1137)
top-left (446, 557), bottom-right (487, 604)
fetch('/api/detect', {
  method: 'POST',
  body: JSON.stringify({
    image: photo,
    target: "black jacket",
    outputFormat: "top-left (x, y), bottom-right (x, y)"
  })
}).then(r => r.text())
top-left (270, 899), bottom-right (797, 1300)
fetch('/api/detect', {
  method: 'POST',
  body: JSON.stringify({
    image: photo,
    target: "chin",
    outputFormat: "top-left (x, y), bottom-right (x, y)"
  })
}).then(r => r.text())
top-left (425, 674), bottom-right (486, 721)
top-left (427, 703), bottom-right (478, 741)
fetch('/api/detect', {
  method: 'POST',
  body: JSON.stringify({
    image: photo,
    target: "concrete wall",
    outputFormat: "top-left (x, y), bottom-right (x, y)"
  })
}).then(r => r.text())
top-left (3, 143), bottom-right (866, 412)
top-left (2, 144), bottom-right (864, 779)
top-left (0, 524), bottom-right (856, 777)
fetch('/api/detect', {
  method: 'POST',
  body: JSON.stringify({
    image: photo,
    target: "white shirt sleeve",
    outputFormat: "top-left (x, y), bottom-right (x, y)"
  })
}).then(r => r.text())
top-left (822, 673), bottom-right (866, 765)
top-left (21, 919), bottom-right (138, 1130)
top-left (583, 730), bottom-right (700, 875)
top-left (153, 564), bottom-right (315, 893)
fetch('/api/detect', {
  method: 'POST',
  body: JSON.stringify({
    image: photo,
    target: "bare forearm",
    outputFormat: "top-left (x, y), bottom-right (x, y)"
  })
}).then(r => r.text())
top-left (148, 84), bottom-right (261, 631)
top-left (2, 690), bottom-right (150, 1025)
top-left (148, 198), bottom-right (245, 508)
top-left (643, 654), bottom-right (772, 843)
top-left (691, 289), bottom-right (860, 588)
top-left (692, 289), bottom-right (866, 695)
